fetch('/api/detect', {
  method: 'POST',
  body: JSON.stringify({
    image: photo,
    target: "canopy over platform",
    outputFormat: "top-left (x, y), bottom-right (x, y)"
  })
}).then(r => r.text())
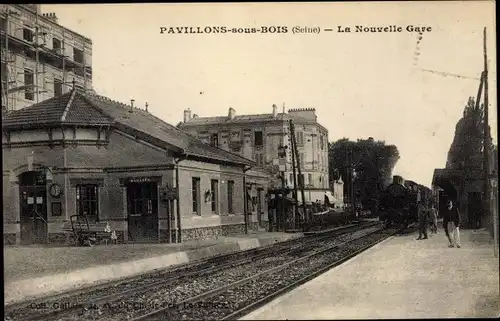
top-left (432, 169), bottom-right (461, 187)
top-left (432, 169), bottom-right (461, 199)
top-left (324, 191), bottom-right (336, 204)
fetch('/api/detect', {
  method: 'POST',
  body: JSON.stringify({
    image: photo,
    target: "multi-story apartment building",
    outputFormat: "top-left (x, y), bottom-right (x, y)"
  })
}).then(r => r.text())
top-left (1, 4), bottom-right (92, 112)
top-left (178, 104), bottom-right (332, 204)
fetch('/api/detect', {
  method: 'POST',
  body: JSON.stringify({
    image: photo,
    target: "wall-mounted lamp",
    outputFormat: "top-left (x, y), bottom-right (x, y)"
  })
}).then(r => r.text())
top-left (491, 170), bottom-right (498, 188)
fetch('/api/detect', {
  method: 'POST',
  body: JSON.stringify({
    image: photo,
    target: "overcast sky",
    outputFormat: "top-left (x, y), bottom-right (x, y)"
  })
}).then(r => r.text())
top-left (43, 2), bottom-right (497, 187)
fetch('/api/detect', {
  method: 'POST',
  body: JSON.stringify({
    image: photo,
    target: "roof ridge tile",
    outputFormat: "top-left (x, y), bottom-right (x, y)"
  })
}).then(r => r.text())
top-left (61, 90), bottom-right (77, 122)
top-left (82, 93), bottom-right (254, 166)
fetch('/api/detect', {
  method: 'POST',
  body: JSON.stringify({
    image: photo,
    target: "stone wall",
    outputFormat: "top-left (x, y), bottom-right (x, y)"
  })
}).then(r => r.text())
top-left (181, 224), bottom-right (245, 242)
top-left (248, 222), bottom-right (259, 231)
top-left (221, 223), bottom-right (246, 236)
top-left (48, 233), bottom-right (67, 244)
top-left (4, 233), bottom-right (16, 245)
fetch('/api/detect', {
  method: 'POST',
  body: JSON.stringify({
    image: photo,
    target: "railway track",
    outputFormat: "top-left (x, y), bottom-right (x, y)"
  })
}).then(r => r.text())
top-left (5, 221), bottom-right (381, 321)
top-left (132, 226), bottom-right (399, 321)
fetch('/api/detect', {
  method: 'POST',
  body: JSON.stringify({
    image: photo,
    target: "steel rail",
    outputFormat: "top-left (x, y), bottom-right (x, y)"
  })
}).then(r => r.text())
top-left (5, 221), bottom-right (360, 312)
top-left (10, 221), bottom-right (381, 321)
top-left (222, 227), bottom-right (401, 320)
top-left (131, 226), bottom-right (396, 321)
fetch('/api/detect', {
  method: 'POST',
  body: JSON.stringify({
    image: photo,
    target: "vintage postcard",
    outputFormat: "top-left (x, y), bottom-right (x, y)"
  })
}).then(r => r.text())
top-left (2, 2), bottom-right (498, 320)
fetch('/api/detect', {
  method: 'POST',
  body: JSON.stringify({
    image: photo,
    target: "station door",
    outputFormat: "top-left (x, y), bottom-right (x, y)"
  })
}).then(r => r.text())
top-left (127, 182), bottom-right (159, 242)
top-left (19, 171), bottom-right (48, 244)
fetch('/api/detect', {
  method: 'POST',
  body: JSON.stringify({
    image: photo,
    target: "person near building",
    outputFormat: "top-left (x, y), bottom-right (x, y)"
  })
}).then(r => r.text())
top-left (442, 200), bottom-right (461, 248)
top-left (267, 193), bottom-right (276, 232)
top-left (429, 203), bottom-right (439, 234)
top-left (417, 201), bottom-right (428, 240)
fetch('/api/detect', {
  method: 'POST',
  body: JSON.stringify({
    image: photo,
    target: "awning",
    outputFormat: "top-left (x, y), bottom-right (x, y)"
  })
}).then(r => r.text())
top-left (432, 168), bottom-right (466, 198)
top-left (324, 191), bottom-right (335, 203)
top-left (432, 168), bottom-right (461, 189)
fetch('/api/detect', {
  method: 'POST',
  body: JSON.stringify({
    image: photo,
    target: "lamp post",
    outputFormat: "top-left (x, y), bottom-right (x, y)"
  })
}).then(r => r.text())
top-left (278, 144), bottom-right (288, 230)
top-left (348, 148), bottom-right (360, 219)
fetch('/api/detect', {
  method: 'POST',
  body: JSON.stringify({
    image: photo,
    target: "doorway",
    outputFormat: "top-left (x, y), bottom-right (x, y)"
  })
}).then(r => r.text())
top-left (19, 171), bottom-right (48, 244)
top-left (467, 192), bottom-right (482, 229)
top-left (127, 181), bottom-right (159, 242)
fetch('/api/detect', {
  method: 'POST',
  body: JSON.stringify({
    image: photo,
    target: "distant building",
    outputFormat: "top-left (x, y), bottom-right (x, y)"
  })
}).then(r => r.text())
top-left (1, 4), bottom-right (93, 112)
top-left (178, 105), bottom-right (332, 204)
top-left (2, 90), bottom-right (273, 245)
top-left (332, 176), bottom-right (344, 208)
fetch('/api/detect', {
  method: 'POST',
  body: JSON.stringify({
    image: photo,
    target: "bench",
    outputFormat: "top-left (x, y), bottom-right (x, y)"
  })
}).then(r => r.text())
top-left (61, 220), bottom-right (113, 246)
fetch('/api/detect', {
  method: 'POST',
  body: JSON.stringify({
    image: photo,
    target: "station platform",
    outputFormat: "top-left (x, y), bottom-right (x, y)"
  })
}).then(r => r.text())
top-left (242, 227), bottom-right (500, 319)
top-left (4, 230), bottom-right (303, 305)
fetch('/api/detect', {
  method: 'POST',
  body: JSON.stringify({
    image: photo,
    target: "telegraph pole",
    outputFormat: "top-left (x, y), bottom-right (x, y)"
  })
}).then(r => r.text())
top-left (349, 149), bottom-right (356, 219)
top-left (2, 10), bottom-right (17, 112)
top-left (289, 120), bottom-right (307, 226)
top-left (4, 12), bottom-right (9, 112)
top-left (482, 27), bottom-right (497, 256)
top-left (290, 126), bottom-right (299, 228)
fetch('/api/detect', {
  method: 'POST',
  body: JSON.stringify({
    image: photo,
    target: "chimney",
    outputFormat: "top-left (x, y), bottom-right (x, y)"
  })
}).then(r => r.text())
top-left (183, 108), bottom-right (192, 123)
top-left (272, 104), bottom-right (277, 117)
top-left (145, 102), bottom-right (148, 112)
top-left (393, 175), bottom-right (403, 185)
top-left (129, 99), bottom-right (134, 113)
top-left (43, 12), bottom-right (58, 24)
top-left (228, 107), bottom-right (236, 120)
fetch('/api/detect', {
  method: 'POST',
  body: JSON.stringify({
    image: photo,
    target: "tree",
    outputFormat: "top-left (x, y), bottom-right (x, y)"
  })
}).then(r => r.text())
top-left (328, 137), bottom-right (400, 213)
top-left (446, 96), bottom-right (494, 173)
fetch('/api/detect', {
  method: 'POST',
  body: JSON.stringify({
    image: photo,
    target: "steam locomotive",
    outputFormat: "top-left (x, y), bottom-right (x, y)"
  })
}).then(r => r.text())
top-left (379, 176), bottom-right (426, 227)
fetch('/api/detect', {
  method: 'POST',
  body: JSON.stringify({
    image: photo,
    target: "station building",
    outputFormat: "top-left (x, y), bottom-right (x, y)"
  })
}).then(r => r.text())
top-left (2, 89), bottom-right (272, 245)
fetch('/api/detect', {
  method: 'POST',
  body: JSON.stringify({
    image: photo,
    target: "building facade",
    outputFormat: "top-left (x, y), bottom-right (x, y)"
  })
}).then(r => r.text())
top-left (1, 4), bottom-right (93, 112)
top-left (178, 105), bottom-right (332, 204)
top-left (332, 177), bottom-right (344, 209)
top-left (2, 90), bottom-right (272, 245)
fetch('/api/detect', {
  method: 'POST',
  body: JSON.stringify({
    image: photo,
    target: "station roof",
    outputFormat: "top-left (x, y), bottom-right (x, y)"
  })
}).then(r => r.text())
top-left (180, 113), bottom-right (310, 126)
top-left (3, 90), bottom-right (255, 167)
top-left (432, 168), bottom-right (463, 187)
top-left (179, 109), bottom-right (330, 134)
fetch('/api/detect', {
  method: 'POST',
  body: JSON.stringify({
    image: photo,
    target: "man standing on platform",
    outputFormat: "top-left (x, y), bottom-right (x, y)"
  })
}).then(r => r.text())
top-left (417, 201), bottom-right (428, 240)
top-left (442, 200), bottom-right (461, 248)
top-left (429, 203), bottom-right (439, 234)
